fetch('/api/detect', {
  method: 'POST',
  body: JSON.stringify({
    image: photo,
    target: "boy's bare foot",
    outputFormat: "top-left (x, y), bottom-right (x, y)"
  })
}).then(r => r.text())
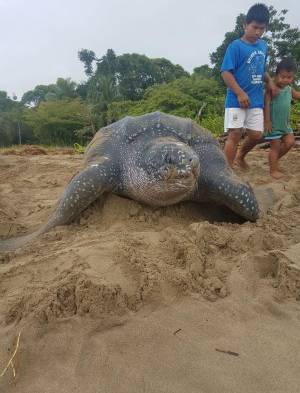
top-left (236, 157), bottom-right (249, 170)
top-left (270, 170), bottom-right (284, 179)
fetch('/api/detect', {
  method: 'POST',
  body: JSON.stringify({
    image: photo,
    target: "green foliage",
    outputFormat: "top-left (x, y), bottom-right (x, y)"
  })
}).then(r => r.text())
top-left (200, 115), bottom-right (224, 135)
top-left (78, 49), bottom-right (189, 126)
top-left (106, 100), bottom-right (136, 124)
top-left (21, 85), bottom-right (51, 107)
top-left (193, 64), bottom-right (214, 79)
top-left (265, 7), bottom-right (300, 74)
top-left (151, 58), bottom-right (189, 83)
top-left (210, 7), bottom-right (300, 80)
top-left (117, 53), bottom-right (158, 101)
top-left (0, 92), bottom-right (35, 146)
top-left (106, 76), bottom-right (226, 135)
top-left (74, 124), bottom-right (96, 144)
top-left (73, 143), bottom-right (86, 154)
top-left (0, 110), bottom-right (35, 146)
top-left (94, 49), bottom-right (118, 81)
top-left (78, 49), bottom-right (96, 76)
top-left (171, 76), bottom-right (224, 115)
top-left (23, 99), bottom-right (91, 145)
top-left (290, 101), bottom-right (300, 131)
top-left (21, 78), bottom-right (79, 107)
top-left (0, 110), bottom-right (20, 146)
top-left (0, 91), bottom-right (15, 112)
top-left (85, 74), bottom-right (120, 128)
top-left (130, 86), bottom-right (199, 118)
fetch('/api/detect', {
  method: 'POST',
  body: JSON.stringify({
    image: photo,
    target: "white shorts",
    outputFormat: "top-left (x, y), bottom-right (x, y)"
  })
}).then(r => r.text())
top-left (224, 108), bottom-right (264, 132)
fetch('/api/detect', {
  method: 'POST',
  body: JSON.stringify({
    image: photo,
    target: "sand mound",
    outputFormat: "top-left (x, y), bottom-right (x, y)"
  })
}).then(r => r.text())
top-left (2, 145), bottom-right (48, 156)
top-left (1, 145), bottom-right (76, 156)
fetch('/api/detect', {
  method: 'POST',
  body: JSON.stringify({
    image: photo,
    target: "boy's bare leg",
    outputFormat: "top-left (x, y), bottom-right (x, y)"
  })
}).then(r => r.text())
top-left (223, 129), bottom-right (242, 168)
top-left (279, 133), bottom-right (295, 158)
top-left (269, 139), bottom-right (284, 179)
top-left (236, 129), bottom-right (262, 170)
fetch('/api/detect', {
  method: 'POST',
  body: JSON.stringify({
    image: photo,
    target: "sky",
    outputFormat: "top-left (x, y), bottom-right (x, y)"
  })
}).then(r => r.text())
top-left (0, 0), bottom-right (299, 100)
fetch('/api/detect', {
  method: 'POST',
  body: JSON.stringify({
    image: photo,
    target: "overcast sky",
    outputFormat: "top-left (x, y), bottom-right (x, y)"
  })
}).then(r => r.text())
top-left (0, 0), bottom-right (299, 99)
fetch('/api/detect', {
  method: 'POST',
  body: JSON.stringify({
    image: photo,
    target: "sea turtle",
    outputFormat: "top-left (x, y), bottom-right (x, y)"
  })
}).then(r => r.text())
top-left (0, 112), bottom-right (259, 251)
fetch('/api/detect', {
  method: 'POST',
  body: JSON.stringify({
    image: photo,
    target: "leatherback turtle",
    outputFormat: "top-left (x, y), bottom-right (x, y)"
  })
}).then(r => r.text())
top-left (0, 112), bottom-right (259, 251)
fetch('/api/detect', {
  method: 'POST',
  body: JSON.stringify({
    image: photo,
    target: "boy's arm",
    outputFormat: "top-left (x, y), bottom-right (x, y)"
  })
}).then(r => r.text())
top-left (292, 88), bottom-right (300, 100)
top-left (221, 71), bottom-right (250, 108)
top-left (264, 90), bottom-right (272, 132)
top-left (264, 72), bottom-right (278, 97)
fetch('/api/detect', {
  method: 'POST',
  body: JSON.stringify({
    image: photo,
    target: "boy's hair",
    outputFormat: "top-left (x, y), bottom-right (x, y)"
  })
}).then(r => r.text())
top-left (276, 58), bottom-right (297, 75)
top-left (246, 3), bottom-right (270, 25)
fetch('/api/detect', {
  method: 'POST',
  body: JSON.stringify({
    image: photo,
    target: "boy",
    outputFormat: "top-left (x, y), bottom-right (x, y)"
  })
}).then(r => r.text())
top-left (264, 58), bottom-right (299, 179)
top-left (221, 3), bottom-right (277, 169)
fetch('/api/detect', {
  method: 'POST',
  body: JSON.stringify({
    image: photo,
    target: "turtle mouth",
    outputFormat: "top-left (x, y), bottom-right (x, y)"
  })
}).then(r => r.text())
top-left (161, 166), bottom-right (199, 196)
top-left (165, 178), bottom-right (197, 195)
top-left (163, 161), bottom-right (200, 183)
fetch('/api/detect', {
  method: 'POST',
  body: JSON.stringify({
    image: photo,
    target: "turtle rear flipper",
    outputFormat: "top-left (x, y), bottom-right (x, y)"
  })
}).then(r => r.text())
top-left (0, 232), bottom-right (40, 252)
top-left (0, 162), bottom-right (116, 252)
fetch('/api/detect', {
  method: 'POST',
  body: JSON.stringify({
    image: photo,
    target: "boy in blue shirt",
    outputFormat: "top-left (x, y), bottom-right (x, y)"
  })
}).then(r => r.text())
top-left (221, 3), bottom-right (277, 169)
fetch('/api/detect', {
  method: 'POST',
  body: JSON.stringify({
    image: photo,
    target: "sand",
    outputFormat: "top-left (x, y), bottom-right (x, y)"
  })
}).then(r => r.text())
top-left (0, 145), bottom-right (300, 392)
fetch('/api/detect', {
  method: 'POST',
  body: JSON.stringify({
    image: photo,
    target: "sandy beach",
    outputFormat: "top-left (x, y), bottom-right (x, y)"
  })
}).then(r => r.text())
top-left (0, 144), bottom-right (300, 393)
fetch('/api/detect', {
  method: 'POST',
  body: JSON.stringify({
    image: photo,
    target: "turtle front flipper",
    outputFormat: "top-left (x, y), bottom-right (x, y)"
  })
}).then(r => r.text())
top-left (194, 169), bottom-right (260, 222)
top-left (42, 162), bottom-right (117, 231)
top-left (0, 162), bottom-right (117, 252)
top-left (189, 127), bottom-right (259, 222)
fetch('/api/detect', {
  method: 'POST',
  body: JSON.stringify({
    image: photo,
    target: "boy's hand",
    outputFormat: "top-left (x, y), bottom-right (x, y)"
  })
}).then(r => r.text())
top-left (237, 91), bottom-right (250, 108)
top-left (264, 120), bottom-right (272, 132)
top-left (268, 80), bottom-right (279, 98)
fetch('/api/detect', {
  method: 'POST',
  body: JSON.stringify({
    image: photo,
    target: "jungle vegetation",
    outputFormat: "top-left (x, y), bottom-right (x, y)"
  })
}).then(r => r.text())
top-left (1, 6), bottom-right (299, 147)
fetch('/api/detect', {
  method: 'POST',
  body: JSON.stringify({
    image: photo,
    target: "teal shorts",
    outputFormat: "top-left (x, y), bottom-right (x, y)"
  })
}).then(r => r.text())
top-left (264, 129), bottom-right (293, 140)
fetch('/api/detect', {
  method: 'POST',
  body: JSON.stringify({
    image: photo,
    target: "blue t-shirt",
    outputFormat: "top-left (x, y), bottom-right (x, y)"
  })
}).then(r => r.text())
top-left (221, 38), bottom-right (268, 108)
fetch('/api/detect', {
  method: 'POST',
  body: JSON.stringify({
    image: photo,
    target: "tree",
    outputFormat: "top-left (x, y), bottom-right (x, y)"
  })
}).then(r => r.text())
top-left (95, 49), bottom-right (119, 82)
top-left (78, 49), bottom-right (189, 102)
top-left (78, 49), bottom-right (97, 76)
top-left (24, 99), bottom-right (91, 145)
top-left (129, 84), bottom-right (200, 118)
top-left (106, 75), bottom-right (225, 134)
top-left (21, 85), bottom-right (54, 107)
top-left (106, 100), bottom-right (136, 124)
top-left (0, 93), bottom-right (35, 146)
top-left (116, 53), bottom-right (157, 100)
top-left (0, 90), bottom-right (18, 112)
top-left (86, 74), bottom-right (120, 128)
top-left (54, 78), bottom-right (78, 99)
top-left (210, 7), bottom-right (300, 79)
top-left (87, 74), bottom-right (119, 105)
top-left (265, 7), bottom-right (300, 73)
top-left (151, 58), bottom-right (189, 84)
top-left (77, 49), bottom-right (189, 127)
top-left (21, 78), bottom-right (79, 107)
top-left (193, 64), bottom-right (214, 79)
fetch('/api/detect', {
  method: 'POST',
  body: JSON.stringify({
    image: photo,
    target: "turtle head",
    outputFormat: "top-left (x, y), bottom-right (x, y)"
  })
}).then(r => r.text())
top-left (137, 138), bottom-right (200, 205)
